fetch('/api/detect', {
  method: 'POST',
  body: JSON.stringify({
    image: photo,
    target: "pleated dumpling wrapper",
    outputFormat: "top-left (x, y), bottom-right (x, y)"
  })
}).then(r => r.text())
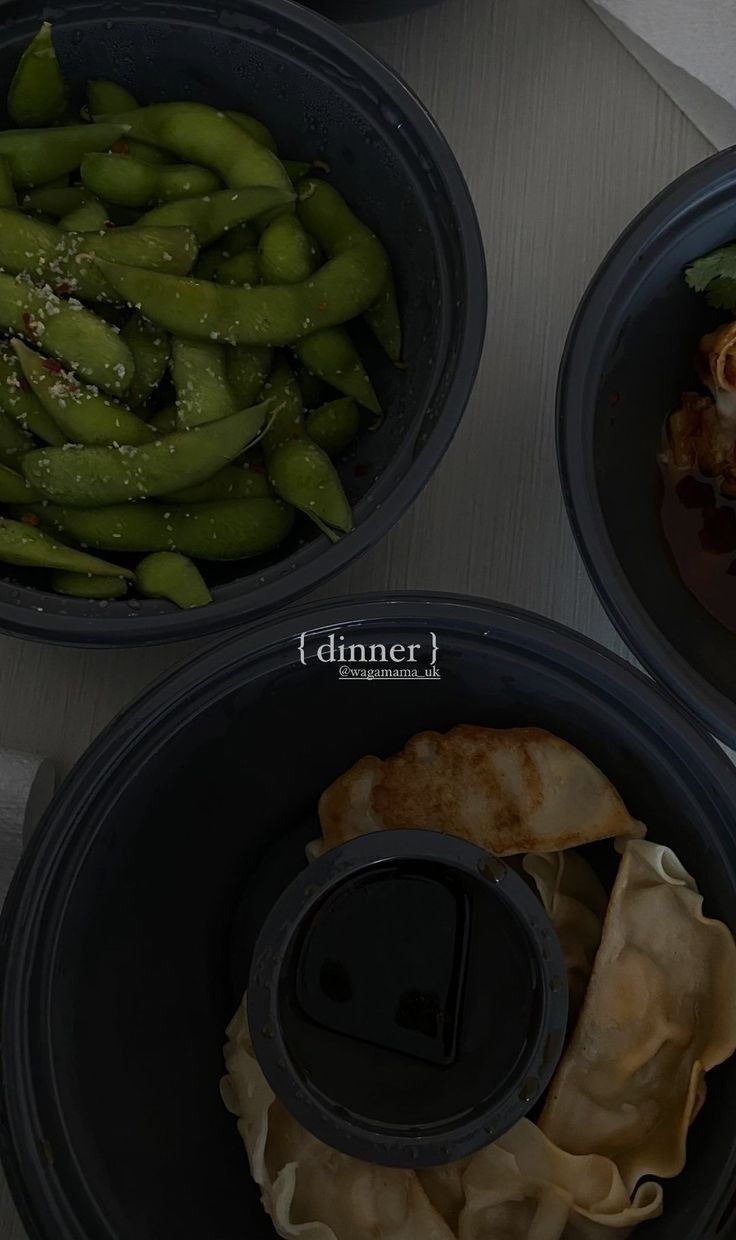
top-left (523, 850), bottom-right (609, 1019)
top-left (316, 726), bottom-right (642, 857)
top-left (540, 839), bottom-right (736, 1189)
top-left (220, 1001), bottom-right (455, 1240)
top-left (420, 1120), bottom-right (662, 1239)
top-left (697, 319), bottom-right (736, 418)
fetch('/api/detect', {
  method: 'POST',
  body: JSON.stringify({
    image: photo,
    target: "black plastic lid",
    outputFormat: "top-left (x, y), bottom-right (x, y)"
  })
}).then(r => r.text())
top-left (248, 830), bottom-right (568, 1168)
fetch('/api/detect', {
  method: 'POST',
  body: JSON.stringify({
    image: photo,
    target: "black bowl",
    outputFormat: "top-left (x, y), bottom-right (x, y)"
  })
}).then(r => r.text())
top-left (301, 0), bottom-right (444, 19)
top-left (0, 0), bottom-right (485, 646)
top-left (3, 594), bottom-right (736, 1240)
top-left (558, 147), bottom-right (736, 748)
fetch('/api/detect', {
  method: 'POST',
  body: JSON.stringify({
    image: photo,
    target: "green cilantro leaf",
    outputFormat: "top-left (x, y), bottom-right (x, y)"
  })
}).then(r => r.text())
top-left (705, 276), bottom-right (736, 310)
top-left (686, 245), bottom-right (736, 293)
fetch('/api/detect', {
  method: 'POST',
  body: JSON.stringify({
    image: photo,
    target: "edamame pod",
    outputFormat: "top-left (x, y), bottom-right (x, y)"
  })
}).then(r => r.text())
top-left (0, 157), bottom-right (16, 208)
top-left (0, 342), bottom-right (65, 444)
top-left (164, 464), bottom-right (270, 503)
top-left (23, 398), bottom-right (274, 506)
top-left (0, 517), bottom-right (133, 577)
top-left (227, 346), bottom-right (272, 409)
top-left (140, 186), bottom-right (293, 246)
top-left (50, 570), bottom-right (129, 599)
top-left (225, 111), bottom-right (277, 153)
top-left (0, 273), bottom-right (134, 394)
top-left (59, 198), bottom-right (109, 233)
top-left (261, 356), bottom-right (305, 458)
top-left (121, 314), bottom-right (170, 407)
top-left (0, 209), bottom-right (198, 302)
top-left (81, 152), bottom-right (220, 208)
top-left (36, 497), bottom-right (294, 559)
top-left (12, 341), bottom-right (154, 445)
top-left (0, 409), bottom-right (33, 467)
top-left (259, 214), bottom-right (318, 285)
top-left (21, 185), bottom-right (88, 218)
top-left (171, 338), bottom-right (237, 428)
top-left (8, 23), bottom-right (67, 128)
top-left (149, 404), bottom-right (177, 434)
top-left (0, 123), bottom-right (127, 188)
top-left (195, 224), bottom-right (258, 279)
top-left (87, 80), bottom-right (138, 115)
top-left (297, 178), bottom-right (402, 361)
top-left (94, 234), bottom-right (389, 346)
top-left (98, 103), bottom-right (292, 194)
top-left (0, 464), bottom-right (41, 503)
top-left (136, 551), bottom-right (211, 608)
top-left (215, 249), bottom-right (260, 287)
top-left (295, 328), bottom-right (380, 415)
top-left (267, 438), bottom-right (353, 542)
top-left (283, 161), bottom-right (312, 185)
top-left (307, 397), bottom-right (360, 457)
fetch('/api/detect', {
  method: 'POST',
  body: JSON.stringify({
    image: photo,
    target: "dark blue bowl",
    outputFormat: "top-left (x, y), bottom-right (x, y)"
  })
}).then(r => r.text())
top-left (0, 0), bottom-right (485, 646)
top-left (2, 594), bottom-right (736, 1239)
top-left (558, 148), bottom-right (736, 748)
top-left (303, 0), bottom-right (444, 19)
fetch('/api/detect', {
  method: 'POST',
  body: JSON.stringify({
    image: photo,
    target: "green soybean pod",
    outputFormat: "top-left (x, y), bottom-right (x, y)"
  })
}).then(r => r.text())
top-left (21, 185), bottom-right (88, 218)
top-left (8, 22), bottom-right (67, 128)
top-left (227, 346), bottom-right (272, 409)
top-left (121, 314), bottom-right (170, 408)
top-left (283, 161), bottom-right (312, 185)
top-left (99, 103), bottom-right (292, 195)
top-left (0, 123), bottom-right (127, 189)
top-left (0, 463), bottom-right (41, 503)
top-left (12, 340), bottom-right (153, 446)
top-left (141, 188), bottom-right (292, 247)
top-left (0, 517), bottom-right (133, 577)
top-left (261, 356), bottom-right (306, 458)
top-left (295, 328), bottom-right (380, 415)
top-left (0, 273), bottom-right (134, 395)
top-left (215, 248), bottom-right (260, 287)
top-left (136, 551), bottom-right (211, 608)
top-left (87, 80), bottom-right (138, 115)
top-left (195, 225), bottom-right (259, 280)
top-left (37, 497), bottom-right (294, 559)
top-left (267, 438), bottom-right (353, 542)
top-left (164, 464), bottom-right (270, 503)
top-left (307, 397), bottom-right (361, 457)
top-left (259, 213), bottom-right (318, 285)
top-left (50, 570), bottom-right (129, 599)
top-left (225, 111), bottom-right (277, 153)
top-left (0, 342), bottom-right (66, 444)
top-left (59, 198), bottom-right (109, 233)
top-left (0, 157), bottom-right (16, 209)
top-left (149, 404), bottom-right (178, 435)
top-left (23, 399), bottom-right (274, 506)
top-left (81, 152), bottom-right (220, 208)
top-left (0, 408), bottom-right (33, 468)
top-left (171, 338), bottom-right (237, 429)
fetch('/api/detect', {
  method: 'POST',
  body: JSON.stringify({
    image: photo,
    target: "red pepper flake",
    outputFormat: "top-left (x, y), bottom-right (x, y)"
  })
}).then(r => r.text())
top-left (18, 376), bottom-right (31, 393)
top-left (22, 311), bottom-right (37, 338)
top-left (54, 281), bottom-right (72, 296)
top-left (41, 357), bottom-right (63, 373)
top-left (318, 302), bottom-right (328, 312)
top-left (111, 140), bottom-right (129, 155)
top-left (21, 512), bottom-right (40, 526)
top-left (104, 219), bottom-right (118, 230)
top-left (250, 463), bottom-right (266, 475)
top-left (353, 462), bottom-right (370, 478)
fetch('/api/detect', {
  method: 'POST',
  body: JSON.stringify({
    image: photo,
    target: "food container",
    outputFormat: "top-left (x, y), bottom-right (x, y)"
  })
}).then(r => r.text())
top-left (247, 829), bottom-right (568, 1168)
top-left (557, 148), bottom-right (736, 747)
top-left (301, 0), bottom-right (444, 20)
top-left (2, 593), bottom-right (736, 1239)
top-left (0, 0), bottom-right (485, 646)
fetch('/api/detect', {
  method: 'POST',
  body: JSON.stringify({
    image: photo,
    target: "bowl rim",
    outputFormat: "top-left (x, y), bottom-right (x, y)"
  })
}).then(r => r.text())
top-left (0, 0), bottom-right (487, 647)
top-left (4, 590), bottom-right (736, 1240)
top-left (557, 144), bottom-right (736, 750)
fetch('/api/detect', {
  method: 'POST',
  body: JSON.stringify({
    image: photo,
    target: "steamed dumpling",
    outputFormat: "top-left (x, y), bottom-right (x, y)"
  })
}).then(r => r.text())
top-left (221, 1001), bottom-right (455, 1240)
top-left (697, 320), bottom-right (736, 418)
top-left (316, 727), bottom-right (641, 858)
top-left (540, 839), bottom-right (736, 1188)
top-left (422, 1120), bottom-right (662, 1239)
top-left (523, 850), bottom-right (609, 1018)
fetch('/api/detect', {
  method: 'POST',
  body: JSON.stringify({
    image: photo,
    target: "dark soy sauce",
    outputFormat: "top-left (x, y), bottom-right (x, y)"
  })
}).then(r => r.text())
top-left (279, 859), bottom-right (540, 1130)
top-left (660, 461), bottom-right (736, 634)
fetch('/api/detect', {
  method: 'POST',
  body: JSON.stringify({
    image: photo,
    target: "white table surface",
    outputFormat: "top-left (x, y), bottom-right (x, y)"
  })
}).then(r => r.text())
top-left (0, 0), bottom-right (713, 1233)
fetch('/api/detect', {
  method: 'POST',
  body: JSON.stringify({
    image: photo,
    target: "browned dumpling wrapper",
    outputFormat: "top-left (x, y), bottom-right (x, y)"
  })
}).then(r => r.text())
top-left (697, 320), bottom-right (736, 415)
top-left (666, 392), bottom-right (736, 493)
top-left (540, 839), bottom-right (736, 1189)
top-left (316, 726), bottom-right (642, 857)
top-left (420, 1121), bottom-right (663, 1238)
